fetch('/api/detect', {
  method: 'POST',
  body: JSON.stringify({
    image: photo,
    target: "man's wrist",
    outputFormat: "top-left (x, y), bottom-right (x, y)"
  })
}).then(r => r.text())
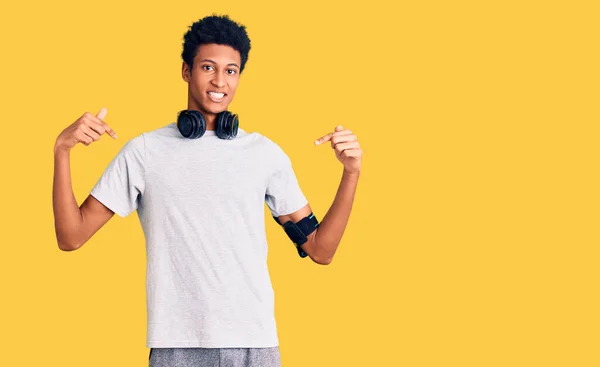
top-left (343, 168), bottom-right (361, 178)
top-left (54, 142), bottom-right (70, 156)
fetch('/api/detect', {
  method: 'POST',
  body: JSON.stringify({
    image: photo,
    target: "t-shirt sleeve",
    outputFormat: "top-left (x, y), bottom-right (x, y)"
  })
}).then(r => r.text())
top-left (264, 143), bottom-right (308, 217)
top-left (90, 134), bottom-right (146, 218)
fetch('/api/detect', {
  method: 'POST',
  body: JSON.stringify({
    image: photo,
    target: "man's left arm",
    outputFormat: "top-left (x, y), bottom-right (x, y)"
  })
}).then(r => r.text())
top-left (276, 125), bottom-right (362, 265)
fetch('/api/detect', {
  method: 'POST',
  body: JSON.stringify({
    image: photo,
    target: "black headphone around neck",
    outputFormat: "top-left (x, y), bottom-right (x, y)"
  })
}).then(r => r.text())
top-left (177, 109), bottom-right (239, 140)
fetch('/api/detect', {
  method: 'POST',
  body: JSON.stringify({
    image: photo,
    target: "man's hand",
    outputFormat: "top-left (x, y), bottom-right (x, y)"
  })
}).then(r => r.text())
top-left (54, 107), bottom-right (117, 153)
top-left (315, 125), bottom-right (362, 174)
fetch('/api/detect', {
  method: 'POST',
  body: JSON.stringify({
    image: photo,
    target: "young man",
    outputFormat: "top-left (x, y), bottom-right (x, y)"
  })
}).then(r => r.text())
top-left (52, 15), bottom-right (362, 367)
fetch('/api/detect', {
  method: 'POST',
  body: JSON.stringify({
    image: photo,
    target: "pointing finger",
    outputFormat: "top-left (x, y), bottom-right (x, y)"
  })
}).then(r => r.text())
top-left (315, 125), bottom-right (353, 145)
top-left (315, 125), bottom-right (350, 145)
top-left (314, 132), bottom-right (333, 146)
top-left (89, 113), bottom-right (118, 139)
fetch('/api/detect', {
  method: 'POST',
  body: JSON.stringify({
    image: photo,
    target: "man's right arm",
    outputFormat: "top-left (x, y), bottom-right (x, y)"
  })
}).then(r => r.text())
top-left (52, 107), bottom-right (118, 251)
top-left (53, 148), bottom-right (115, 251)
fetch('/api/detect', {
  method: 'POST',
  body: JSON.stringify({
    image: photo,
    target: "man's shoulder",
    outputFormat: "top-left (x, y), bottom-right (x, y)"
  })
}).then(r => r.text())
top-left (249, 130), bottom-right (281, 150)
top-left (251, 132), bottom-right (294, 167)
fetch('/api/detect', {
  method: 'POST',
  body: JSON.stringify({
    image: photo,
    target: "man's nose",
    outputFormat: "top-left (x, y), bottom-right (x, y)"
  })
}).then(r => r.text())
top-left (211, 73), bottom-right (225, 88)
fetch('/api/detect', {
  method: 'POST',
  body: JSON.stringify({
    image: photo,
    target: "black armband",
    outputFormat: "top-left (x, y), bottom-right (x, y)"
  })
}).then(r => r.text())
top-left (273, 213), bottom-right (319, 258)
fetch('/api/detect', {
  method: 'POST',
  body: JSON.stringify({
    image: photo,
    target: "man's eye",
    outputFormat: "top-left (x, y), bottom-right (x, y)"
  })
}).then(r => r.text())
top-left (203, 65), bottom-right (214, 71)
top-left (227, 69), bottom-right (236, 75)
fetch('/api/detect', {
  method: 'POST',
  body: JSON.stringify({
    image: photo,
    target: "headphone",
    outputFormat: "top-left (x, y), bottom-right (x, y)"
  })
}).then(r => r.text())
top-left (177, 109), bottom-right (239, 140)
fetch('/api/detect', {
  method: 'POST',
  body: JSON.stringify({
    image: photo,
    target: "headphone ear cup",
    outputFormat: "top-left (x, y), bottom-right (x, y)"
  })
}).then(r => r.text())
top-left (177, 110), bottom-right (192, 137)
top-left (230, 113), bottom-right (239, 138)
top-left (216, 111), bottom-right (239, 139)
top-left (192, 111), bottom-right (206, 138)
top-left (215, 111), bottom-right (226, 139)
top-left (177, 110), bottom-right (206, 139)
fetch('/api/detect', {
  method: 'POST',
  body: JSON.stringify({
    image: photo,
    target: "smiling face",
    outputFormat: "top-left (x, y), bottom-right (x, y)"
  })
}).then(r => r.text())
top-left (182, 43), bottom-right (242, 129)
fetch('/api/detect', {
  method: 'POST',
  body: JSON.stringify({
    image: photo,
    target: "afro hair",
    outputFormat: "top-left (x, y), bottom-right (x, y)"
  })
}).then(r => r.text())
top-left (181, 14), bottom-right (252, 74)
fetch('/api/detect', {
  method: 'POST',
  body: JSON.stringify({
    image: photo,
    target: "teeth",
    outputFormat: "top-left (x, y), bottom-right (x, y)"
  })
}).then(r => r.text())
top-left (209, 92), bottom-right (225, 98)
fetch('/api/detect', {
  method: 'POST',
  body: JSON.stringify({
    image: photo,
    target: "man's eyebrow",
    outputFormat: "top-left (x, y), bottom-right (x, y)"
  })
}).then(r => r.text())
top-left (200, 59), bottom-right (240, 68)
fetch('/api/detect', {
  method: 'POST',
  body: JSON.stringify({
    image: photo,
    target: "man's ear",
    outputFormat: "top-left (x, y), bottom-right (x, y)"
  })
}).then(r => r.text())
top-left (182, 62), bottom-right (191, 82)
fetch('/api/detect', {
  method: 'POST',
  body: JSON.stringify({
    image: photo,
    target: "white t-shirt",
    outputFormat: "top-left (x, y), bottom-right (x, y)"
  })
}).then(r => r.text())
top-left (90, 123), bottom-right (308, 348)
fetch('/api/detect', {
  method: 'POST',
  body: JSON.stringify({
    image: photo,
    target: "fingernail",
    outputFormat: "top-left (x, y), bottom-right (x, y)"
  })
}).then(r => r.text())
top-left (314, 140), bottom-right (320, 145)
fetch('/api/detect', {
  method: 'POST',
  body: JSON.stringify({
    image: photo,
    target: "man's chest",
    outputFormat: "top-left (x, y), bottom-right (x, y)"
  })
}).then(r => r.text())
top-left (144, 148), bottom-right (271, 205)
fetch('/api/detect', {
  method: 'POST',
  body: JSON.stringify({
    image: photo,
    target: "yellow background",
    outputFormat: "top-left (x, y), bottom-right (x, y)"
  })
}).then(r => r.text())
top-left (0, 0), bottom-right (599, 366)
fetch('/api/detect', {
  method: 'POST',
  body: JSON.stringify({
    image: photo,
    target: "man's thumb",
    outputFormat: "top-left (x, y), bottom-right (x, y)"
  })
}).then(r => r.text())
top-left (96, 107), bottom-right (108, 120)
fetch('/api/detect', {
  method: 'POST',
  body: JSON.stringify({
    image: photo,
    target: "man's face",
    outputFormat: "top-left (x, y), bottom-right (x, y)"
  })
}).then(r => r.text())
top-left (182, 43), bottom-right (241, 116)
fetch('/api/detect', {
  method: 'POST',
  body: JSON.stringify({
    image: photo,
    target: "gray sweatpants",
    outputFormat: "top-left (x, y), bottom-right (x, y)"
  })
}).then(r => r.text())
top-left (149, 347), bottom-right (281, 367)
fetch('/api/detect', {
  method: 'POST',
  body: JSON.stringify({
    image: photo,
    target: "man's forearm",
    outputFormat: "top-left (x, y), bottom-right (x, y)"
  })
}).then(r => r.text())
top-left (53, 147), bottom-right (83, 250)
top-left (313, 169), bottom-right (360, 262)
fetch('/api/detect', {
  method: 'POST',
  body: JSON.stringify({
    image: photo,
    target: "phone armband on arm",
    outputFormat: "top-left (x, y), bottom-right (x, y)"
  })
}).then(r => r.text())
top-left (273, 213), bottom-right (319, 258)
